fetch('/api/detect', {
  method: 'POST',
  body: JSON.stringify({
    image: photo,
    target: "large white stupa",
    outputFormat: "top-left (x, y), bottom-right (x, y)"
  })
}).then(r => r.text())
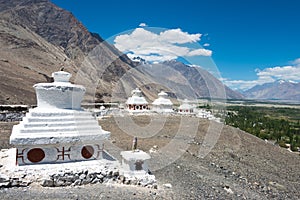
top-left (152, 91), bottom-right (173, 113)
top-left (10, 70), bottom-right (110, 165)
top-left (125, 88), bottom-right (149, 112)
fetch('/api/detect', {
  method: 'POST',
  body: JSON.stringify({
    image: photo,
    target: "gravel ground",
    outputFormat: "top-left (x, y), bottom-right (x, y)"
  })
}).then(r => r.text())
top-left (1, 114), bottom-right (299, 199)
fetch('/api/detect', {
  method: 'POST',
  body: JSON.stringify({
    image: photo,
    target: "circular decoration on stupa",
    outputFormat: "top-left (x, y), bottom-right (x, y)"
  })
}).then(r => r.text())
top-left (27, 148), bottom-right (45, 163)
top-left (81, 145), bottom-right (94, 159)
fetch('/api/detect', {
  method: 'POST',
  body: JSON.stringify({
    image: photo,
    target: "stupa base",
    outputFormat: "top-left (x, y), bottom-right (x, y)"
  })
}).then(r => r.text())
top-left (14, 142), bottom-right (108, 165)
top-left (9, 107), bottom-right (111, 165)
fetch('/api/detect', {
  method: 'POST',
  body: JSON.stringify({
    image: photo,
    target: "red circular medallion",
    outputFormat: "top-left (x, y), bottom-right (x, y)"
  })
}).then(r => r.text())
top-left (81, 145), bottom-right (94, 159)
top-left (27, 148), bottom-right (45, 163)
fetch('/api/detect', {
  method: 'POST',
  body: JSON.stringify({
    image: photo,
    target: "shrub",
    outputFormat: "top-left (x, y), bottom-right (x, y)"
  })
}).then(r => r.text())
top-left (277, 140), bottom-right (287, 148)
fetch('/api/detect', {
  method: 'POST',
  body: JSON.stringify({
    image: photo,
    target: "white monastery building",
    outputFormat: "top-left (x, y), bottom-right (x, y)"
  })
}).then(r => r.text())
top-left (152, 91), bottom-right (173, 113)
top-left (126, 88), bottom-right (149, 112)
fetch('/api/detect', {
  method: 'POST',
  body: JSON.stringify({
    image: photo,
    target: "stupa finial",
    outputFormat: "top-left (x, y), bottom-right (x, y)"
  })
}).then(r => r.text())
top-left (132, 137), bottom-right (138, 152)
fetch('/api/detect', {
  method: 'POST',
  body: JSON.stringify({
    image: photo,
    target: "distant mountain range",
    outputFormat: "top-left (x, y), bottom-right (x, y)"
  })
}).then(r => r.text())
top-left (133, 60), bottom-right (243, 100)
top-left (244, 80), bottom-right (300, 101)
top-left (0, 0), bottom-right (242, 105)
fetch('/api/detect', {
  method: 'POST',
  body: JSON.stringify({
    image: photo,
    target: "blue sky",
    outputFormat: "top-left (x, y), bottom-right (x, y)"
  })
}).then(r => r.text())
top-left (51, 0), bottom-right (300, 90)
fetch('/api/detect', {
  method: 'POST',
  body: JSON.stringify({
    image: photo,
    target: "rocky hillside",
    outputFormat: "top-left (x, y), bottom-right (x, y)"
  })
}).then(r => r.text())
top-left (137, 60), bottom-right (243, 100)
top-left (101, 115), bottom-right (300, 199)
top-left (0, 0), bottom-right (242, 105)
top-left (0, 0), bottom-right (135, 104)
top-left (244, 80), bottom-right (300, 101)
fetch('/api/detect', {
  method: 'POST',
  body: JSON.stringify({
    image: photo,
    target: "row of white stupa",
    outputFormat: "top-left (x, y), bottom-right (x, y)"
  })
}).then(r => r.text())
top-left (126, 88), bottom-right (211, 116)
top-left (126, 88), bottom-right (174, 113)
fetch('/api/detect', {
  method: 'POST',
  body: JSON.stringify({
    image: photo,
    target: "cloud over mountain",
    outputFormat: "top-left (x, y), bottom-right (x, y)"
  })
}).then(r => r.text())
top-left (114, 27), bottom-right (212, 62)
top-left (223, 58), bottom-right (300, 90)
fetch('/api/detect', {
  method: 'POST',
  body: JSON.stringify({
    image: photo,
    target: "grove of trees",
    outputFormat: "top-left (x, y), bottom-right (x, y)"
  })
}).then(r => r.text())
top-left (225, 106), bottom-right (300, 151)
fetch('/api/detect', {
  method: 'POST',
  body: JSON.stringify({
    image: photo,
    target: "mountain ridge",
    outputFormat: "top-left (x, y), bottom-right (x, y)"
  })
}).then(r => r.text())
top-left (134, 60), bottom-right (243, 100)
top-left (244, 80), bottom-right (300, 101)
top-left (0, 0), bottom-right (137, 104)
top-left (0, 0), bottom-right (242, 105)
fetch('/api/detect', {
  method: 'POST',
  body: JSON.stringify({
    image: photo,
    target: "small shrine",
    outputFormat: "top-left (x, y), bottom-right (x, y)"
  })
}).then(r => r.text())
top-left (120, 151), bottom-right (151, 176)
top-left (178, 99), bottom-right (194, 114)
top-left (125, 88), bottom-right (149, 112)
top-left (152, 91), bottom-right (173, 113)
top-left (10, 70), bottom-right (110, 165)
top-left (120, 137), bottom-right (151, 176)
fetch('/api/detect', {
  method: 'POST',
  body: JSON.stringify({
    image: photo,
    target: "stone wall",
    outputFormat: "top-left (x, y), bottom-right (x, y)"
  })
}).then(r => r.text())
top-left (0, 149), bottom-right (156, 189)
top-left (0, 122), bottom-right (17, 149)
top-left (0, 112), bottom-right (25, 122)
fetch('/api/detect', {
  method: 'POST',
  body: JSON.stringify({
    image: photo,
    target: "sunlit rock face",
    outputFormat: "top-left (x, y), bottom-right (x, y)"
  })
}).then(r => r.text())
top-left (10, 70), bottom-right (110, 165)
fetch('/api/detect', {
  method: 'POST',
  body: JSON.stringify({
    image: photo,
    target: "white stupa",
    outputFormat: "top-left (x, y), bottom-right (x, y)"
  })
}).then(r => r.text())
top-left (178, 99), bottom-right (194, 114)
top-left (126, 88), bottom-right (149, 112)
top-left (152, 91), bottom-right (173, 113)
top-left (10, 70), bottom-right (110, 165)
top-left (197, 109), bottom-right (213, 119)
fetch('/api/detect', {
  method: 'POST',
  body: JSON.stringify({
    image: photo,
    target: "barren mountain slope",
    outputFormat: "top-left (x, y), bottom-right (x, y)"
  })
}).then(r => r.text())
top-left (0, 0), bottom-right (135, 104)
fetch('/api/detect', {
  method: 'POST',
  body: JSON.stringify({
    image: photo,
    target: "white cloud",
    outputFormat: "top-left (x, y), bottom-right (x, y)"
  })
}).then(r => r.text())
top-left (187, 48), bottom-right (212, 56)
top-left (114, 27), bottom-right (211, 62)
top-left (222, 58), bottom-right (300, 91)
top-left (139, 23), bottom-right (147, 27)
top-left (256, 65), bottom-right (300, 81)
top-left (159, 28), bottom-right (201, 44)
top-left (222, 77), bottom-right (275, 91)
top-left (291, 58), bottom-right (300, 66)
top-left (203, 43), bottom-right (210, 47)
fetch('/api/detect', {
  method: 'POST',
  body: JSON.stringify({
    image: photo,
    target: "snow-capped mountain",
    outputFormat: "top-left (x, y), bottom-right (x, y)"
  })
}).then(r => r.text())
top-left (244, 80), bottom-right (300, 101)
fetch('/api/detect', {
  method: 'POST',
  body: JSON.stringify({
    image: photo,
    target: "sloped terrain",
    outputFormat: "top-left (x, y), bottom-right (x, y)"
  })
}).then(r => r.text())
top-left (101, 115), bottom-right (300, 199)
top-left (0, 0), bottom-right (135, 104)
top-left (0, 115), bottom-right (299, 199)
